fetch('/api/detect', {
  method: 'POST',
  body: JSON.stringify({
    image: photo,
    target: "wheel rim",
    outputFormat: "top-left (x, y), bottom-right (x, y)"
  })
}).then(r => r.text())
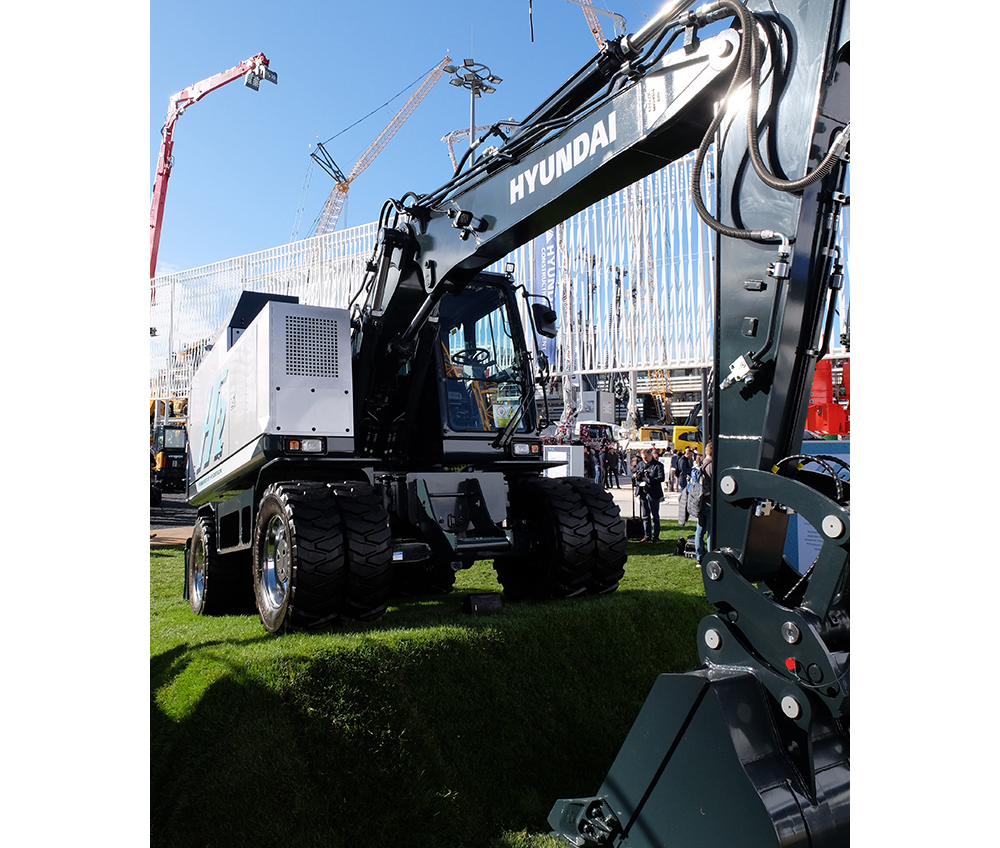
top-left (191, 538), bottom-right (206, 607)
top-left (261, 514), bottom-right (291, 610)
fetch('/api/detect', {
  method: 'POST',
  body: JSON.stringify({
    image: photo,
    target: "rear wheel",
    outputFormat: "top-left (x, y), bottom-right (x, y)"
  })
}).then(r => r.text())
top-left (560, 477), bottom-right (627, 594)
top-left (188, 514), bottom-right (253, 615)
top-left (493, 477), bottom-right (595, 601)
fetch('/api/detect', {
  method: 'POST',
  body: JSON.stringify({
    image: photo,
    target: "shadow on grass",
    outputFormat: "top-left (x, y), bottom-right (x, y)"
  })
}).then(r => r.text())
top-left (150, 532), bottom-right (714, 847)
top-left (151, 589), bottom-right (708, 848)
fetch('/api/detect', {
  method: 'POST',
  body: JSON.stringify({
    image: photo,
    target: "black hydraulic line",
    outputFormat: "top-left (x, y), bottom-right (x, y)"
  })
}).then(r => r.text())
top-left (422, 90), bottom-right (611, 205)
top-left (776, 453), bottom-right (850, 481)
top-left (772, 453), bottom-right (848, 503)
top-left (719, 267), bottom-right (788, 392)
top-left (448, 122), bottom-right (520, 179)
top-left (420, 19), bottom-right (688, 203)
top-left (688, 0), bottom-right (777, 244)
top-left (634, 25), bottom-right (685, 75)
top-left (689, 0), bottom-right (847, 241)
top-left (746, 19), bottom-right (850, 194)
top-left (432, 77), bottom-right (618, 200)
top-left (810, 252), bottom-right (843, 361)
top-left (750, 275), bottom-right (786, 362)
top-left (350, 198), bottom-right (407, 312)
top-left (518, 51), bottom-right (618, 129)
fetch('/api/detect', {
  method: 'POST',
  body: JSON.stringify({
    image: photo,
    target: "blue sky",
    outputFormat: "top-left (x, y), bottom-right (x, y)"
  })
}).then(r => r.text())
top-left (150, 0), bottom-right (662, 274)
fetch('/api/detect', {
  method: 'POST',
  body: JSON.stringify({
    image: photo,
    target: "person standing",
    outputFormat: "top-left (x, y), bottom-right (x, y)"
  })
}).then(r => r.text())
top-left (668, 448), bottom-right (679, 492)
top-left (677, 447), bottom-right (694, 490)
top-left (636, 447), bottom-right (665, 544)
top-left (604, 444), bottom-right (620, 489)
top-left (694, 443), bottom-right (713, 564)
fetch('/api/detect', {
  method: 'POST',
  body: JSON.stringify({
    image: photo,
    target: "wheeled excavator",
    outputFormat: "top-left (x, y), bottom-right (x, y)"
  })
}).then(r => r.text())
top-left (185, 0), bottom-right (849, 842)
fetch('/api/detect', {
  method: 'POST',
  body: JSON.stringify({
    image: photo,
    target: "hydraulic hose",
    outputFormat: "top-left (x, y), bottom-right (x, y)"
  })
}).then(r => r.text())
top-left (745, 11), bottom-right (850, 192)
top-left (689, 0), bottom-right (777, 243)
top-left (690, 0), bottom-right (848, 241)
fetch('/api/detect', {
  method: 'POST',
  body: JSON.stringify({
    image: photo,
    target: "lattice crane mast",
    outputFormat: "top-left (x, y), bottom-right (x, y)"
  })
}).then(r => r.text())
top-left (566, 0), bottom-right (627, 46)
top-left (311, 57), bottom-right (452, 237)
top-left (150, 53), bottom-right (277, 281)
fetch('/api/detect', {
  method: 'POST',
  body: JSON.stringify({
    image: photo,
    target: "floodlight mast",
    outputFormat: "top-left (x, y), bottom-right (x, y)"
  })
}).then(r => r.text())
top-left (150, 53), bottom-right (277, 282)
top-left (445, 60), bottom-right (502, 165)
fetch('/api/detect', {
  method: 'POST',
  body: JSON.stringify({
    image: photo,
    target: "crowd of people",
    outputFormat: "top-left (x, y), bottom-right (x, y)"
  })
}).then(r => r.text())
top-left (581, 440), bottom-right (713, 563)
top-left (581, 440), bottom-right (627, 490)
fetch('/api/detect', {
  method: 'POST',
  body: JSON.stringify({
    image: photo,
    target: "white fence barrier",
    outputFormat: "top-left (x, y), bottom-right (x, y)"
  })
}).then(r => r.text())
top-left (150, 153), bottom-right (849, 411)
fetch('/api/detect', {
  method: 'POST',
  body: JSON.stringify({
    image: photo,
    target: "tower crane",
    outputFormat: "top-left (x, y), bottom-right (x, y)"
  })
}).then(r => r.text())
top-left (566, 0), bottom-right (627, 46)
top-left (310, 57), bottom-right (452, 237)
top-left (150, 53), bottom-right (277, 281)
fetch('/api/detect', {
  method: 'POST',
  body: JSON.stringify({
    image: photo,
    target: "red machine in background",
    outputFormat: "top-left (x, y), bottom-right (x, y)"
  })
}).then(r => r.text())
top-left (807, 358), bottom-right (849, 436)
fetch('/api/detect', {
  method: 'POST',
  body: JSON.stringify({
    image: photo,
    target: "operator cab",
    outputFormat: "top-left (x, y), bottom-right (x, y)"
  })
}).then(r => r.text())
top-left (435, 274), bottom-right (538, 460)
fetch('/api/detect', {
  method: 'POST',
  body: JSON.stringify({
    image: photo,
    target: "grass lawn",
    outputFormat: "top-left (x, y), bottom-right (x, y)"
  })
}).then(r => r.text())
top-left (151, 520), bottom-right (710, 848)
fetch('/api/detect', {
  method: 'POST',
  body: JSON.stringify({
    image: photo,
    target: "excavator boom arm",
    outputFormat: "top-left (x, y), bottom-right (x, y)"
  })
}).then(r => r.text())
top-left (350, 1), bottom-right (850, 844)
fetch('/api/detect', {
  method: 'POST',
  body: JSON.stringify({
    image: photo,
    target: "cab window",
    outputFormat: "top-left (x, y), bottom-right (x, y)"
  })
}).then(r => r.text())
top-left (438, 281), bottom-right (529, 433)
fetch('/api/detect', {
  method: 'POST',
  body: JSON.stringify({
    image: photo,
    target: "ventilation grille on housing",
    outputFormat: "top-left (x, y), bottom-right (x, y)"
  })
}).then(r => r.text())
top-left (285, 315), bottom-right (339, 378)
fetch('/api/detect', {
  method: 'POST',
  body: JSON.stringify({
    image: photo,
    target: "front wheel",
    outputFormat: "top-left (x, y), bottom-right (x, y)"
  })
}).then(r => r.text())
top-left (329, 482), bottom-right (393, 622)
top-left (493, 477), bottom-right (596, 601)
top-left (253, 482), bottom-right (347, 633)
top-left (560, 477), bottom-right (627, 594)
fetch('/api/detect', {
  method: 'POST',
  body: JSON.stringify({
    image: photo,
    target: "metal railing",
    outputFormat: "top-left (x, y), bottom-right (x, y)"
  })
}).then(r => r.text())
top-left (150, 152), bottom-right (849, 413)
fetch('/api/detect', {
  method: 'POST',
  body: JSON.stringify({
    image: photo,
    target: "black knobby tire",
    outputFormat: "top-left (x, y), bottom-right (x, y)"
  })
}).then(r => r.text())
top-left (560, 477), bottom-right (627, 594)
top-left (329, 483), bottom-right (394, 622)
top-left (494, 476), bottom-right (595, 601)
top-left (253, 482), bottom-right (348, 633)
top-left (189, 514), bottom-right (254, 616)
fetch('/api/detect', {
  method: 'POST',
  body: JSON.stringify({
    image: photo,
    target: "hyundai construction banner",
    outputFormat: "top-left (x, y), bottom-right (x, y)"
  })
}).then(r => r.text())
top-left (533, 228), bottom-right (557, 363)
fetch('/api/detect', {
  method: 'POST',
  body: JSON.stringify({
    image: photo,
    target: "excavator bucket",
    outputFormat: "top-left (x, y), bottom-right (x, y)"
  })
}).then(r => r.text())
top-left (549, 670), bottom-right (850, 847)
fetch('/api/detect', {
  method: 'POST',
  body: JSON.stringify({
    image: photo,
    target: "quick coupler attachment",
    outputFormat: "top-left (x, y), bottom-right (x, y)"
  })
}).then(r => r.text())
top-left (548, 797), bottom-right (623, 847)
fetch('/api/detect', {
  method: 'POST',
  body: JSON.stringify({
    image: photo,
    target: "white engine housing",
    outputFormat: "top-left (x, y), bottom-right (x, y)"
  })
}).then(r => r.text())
top-left (187, 299), bottom-right (354, 502)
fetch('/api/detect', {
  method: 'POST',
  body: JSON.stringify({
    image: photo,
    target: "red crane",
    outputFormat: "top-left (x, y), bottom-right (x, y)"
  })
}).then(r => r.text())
top-left (150, 53), bottom-right (277, 280)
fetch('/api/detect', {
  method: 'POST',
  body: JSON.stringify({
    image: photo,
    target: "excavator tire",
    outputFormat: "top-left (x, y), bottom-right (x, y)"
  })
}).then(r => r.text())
top-left (493, 476), bottom-right (595, 601)
top-left (560, 476), bottom-right (627, 594)
top-left (253, 482), bottom-right (348, 633)
top-left (188, 513), bottom-right (254, 615)
top-left (328, 483), bottom-right (393, 622)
